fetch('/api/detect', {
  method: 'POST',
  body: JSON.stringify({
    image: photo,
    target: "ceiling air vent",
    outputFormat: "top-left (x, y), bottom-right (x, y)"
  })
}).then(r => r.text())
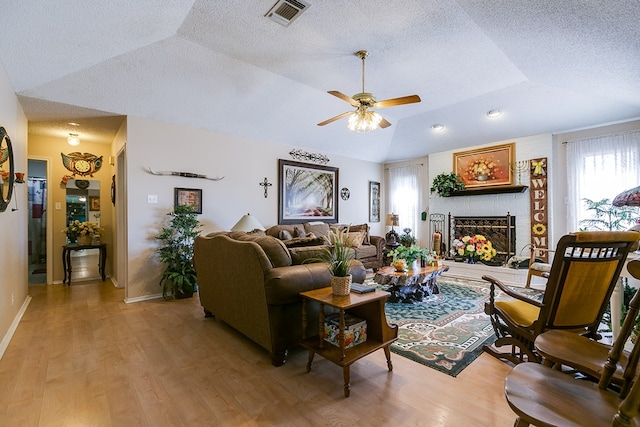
top-left (265, 0), bottom-right (310, 27)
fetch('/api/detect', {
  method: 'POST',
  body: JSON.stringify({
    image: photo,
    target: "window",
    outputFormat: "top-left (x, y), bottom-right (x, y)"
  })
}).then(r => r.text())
top-left (388, 164), bottom-right (422, 240)
top-left (566, 131), bottom-right (640, 230)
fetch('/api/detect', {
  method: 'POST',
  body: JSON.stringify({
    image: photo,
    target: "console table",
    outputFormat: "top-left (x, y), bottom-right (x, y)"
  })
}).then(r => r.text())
top-left (62, 243), bottom-right (107, 285)
top-left (300, 287), bottom-right (398, 397)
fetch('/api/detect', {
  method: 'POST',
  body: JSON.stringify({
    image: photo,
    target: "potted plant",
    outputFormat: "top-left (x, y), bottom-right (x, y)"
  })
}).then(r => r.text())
top-left (387, 245), bottom-right (429, 272)
top-left (579, 198), bottom-right (639, 231)
top-left (307, 227), bottom-right (355, 295)
top-left (399, 228), bottom-right (416, 247)
top-left (430, 172), bottom-right (465, 197)
top-left (155, 204), bottom-right (202, 299)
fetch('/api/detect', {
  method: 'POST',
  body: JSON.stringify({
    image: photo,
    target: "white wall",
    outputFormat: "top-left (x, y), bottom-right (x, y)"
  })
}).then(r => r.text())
top-left (124, 116), bottom-right (384, 301)
top-left (427, 133), bottom-right (554, 255)
top-left (0, 62), bottom-right (28, 358)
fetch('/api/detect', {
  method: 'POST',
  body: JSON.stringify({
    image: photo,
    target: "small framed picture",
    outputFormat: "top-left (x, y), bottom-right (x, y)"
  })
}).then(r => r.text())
top-left (369, 181), bottom-right (380, 222)
top-left (89, 196), bottom-right (101, 211)
top-left (174, 187), bottom-right (202, 214)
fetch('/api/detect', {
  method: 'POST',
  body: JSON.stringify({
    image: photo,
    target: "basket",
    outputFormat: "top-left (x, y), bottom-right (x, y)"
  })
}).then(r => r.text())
top-left (77, 235), bottom-right (93, 245)
top-left (331, 275), bottom-right (352, 296)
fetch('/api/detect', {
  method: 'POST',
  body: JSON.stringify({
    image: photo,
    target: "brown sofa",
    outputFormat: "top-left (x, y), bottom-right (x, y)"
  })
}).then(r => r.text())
top-left (265, 222), bottom-right (386, 270)
top-left (194, 231), bottom-right (366, 366)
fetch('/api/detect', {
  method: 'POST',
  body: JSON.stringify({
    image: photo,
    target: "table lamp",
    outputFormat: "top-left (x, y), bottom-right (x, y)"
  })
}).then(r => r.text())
top-left (385, 213), bottom-right (400, 247)
top-left (231, 213), bottom-right (265, 232)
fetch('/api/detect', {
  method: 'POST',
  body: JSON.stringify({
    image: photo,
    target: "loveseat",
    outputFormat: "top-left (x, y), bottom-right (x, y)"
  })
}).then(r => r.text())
top-left (265, 222), bottom-right (386, 270)
top-left (194, 231), bottom-right (366, 366)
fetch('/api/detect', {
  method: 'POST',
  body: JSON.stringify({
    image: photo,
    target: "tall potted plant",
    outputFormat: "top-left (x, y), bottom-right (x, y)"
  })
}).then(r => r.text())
top-left (155, 204), bottom-right (202, 299)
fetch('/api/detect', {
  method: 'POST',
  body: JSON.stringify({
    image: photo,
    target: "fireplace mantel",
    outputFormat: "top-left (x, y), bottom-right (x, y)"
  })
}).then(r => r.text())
top-left (450, 185), bottom-right (528, 196)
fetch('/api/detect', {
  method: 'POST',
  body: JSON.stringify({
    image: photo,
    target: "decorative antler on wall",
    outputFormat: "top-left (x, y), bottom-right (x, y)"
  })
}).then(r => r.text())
top-left (146, 167), bottom-right (224, 181)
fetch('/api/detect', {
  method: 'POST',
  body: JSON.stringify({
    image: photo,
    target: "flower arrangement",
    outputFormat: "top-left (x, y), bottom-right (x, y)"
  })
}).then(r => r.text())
top-left (453, 234), bottom-right (497, 262)
top-left (464, 158), bottom-right (499, 182)
top-left (62, 220), bottom-right (104, 238)
top-left (61, 175), bottom-right (73, 185)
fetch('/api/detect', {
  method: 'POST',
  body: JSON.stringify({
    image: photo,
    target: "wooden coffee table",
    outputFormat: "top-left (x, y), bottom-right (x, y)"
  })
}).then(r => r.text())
top-left (299, 287), bottom-right (398, 397)
top-left (373, 264), bottom-right (449, 303)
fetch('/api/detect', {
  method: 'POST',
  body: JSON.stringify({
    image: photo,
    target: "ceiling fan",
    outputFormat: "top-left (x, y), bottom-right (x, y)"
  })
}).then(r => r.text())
top-left (318, 50), bottom-right (421, 132)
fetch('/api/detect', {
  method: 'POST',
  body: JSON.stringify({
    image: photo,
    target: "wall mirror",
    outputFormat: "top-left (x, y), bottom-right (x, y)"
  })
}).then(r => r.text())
top-left (66, 179), bottom-right (100, 231)
top-left (0, 126), bottom-right (15, 213)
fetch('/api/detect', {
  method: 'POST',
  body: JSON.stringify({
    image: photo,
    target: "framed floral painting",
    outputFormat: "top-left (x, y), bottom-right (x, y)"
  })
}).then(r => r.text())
top-left (453, 143), bottom-right (514, 188)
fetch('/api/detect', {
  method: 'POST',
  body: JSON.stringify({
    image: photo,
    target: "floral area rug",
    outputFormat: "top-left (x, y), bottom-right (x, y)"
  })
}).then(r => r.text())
top-left (366, 276), bottom-right (543, 377)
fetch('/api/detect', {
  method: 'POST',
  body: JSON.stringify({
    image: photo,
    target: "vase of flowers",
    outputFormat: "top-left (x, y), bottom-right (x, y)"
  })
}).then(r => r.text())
top-left (62, 220), bottom-right (104, 245)
top-left (452, 235), bottom-right (497, 263)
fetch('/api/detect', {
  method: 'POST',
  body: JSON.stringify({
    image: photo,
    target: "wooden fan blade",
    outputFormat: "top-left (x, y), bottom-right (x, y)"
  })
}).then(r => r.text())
top-left (317, 111), bottom-right (353, 126)
top-left (379, 117), bottom-right (392, 128)
top-left (328, 91), bottom-right (359, 107)
top-left (373, 95), bottom-right (421, 108)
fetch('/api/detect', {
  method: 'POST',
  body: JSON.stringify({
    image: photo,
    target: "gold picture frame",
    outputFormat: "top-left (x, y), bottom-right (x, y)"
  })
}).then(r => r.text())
top-left (454, 143), bottom-right (515, 188)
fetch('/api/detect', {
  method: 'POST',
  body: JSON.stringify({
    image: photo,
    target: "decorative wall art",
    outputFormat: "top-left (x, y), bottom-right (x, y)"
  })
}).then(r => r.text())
top-left (89, 196), bottom-right (100, 211)
top-left (340, 187), bottom-right (350, 201)
top-left (147, 166), bottom-right (224, 181)
top-left (61, 152), bottom-right (103, 177)
top-left (453, 143), bottom-right (514, 188)
top-left (278, 159), bottom-right (338, 224)
top-left (369, 181), bottom-right (381, 222)
top-left (174, 187), bottom-right (203, 214)
top-left (289, 149), bottom-right (330, 165)
top-left (529, 157), bottom-right (549, 262)
top-left (0, 126), bottom-right (14, 213)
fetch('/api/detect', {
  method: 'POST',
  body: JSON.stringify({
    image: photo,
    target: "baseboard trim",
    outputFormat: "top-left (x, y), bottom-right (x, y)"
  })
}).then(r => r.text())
top-left (0, 295), bottom-right (32, 360)
top-left (125, 293), bottom-right (163, 304)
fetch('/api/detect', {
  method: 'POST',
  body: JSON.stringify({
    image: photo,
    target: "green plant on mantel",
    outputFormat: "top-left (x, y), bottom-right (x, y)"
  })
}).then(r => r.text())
top-left (430, 172), bottom-right (465, 197)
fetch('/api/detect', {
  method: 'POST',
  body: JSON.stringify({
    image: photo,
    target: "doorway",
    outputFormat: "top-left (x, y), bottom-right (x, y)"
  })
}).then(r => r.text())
top-left (27, 159), bottom-right (48, 284)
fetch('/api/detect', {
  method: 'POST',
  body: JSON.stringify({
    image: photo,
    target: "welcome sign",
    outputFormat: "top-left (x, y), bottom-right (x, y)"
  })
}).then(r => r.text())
top-left (529, 158), bottom-right (549, 262)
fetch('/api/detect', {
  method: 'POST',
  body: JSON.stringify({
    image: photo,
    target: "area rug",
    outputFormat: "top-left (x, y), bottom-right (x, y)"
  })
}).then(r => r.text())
top-left (367, 276), bottom-right (543, 377)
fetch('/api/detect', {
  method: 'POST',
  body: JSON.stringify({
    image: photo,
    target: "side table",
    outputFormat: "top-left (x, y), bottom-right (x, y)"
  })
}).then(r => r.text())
top-left (62, 243), bottom-right (107, 286)
top-left (299, 287), bottom-right (398, 397)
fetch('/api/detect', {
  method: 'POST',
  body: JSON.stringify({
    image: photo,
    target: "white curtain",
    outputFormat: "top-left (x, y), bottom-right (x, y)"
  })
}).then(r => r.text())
top-left (388, 164), bottom-right (422, 239)
top-left (566, 130), bottom-right (640, 231)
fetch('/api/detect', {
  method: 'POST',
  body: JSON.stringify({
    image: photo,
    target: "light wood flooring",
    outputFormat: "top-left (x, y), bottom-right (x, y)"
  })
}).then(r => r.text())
top-left (0, 280), bottom-right (518, 426)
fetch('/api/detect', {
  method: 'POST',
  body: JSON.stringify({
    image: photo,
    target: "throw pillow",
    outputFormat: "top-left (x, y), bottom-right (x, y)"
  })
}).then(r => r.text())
top-left (278, 229), bottom-right (293, 241)
top-left (304, 222), bottom-right (330, 239)
top-left (293, 226), bottom-right (305, 238)
top-left (283, 236), bottom-right (326, 248)
top-left (348, 224), bottom-right (370, 245)
top-left (344, 231), bottom-right (365, 248)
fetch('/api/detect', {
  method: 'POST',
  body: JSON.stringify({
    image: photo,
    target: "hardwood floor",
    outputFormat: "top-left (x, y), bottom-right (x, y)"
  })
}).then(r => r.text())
top-left (0, 280), bottom-right (517, 426)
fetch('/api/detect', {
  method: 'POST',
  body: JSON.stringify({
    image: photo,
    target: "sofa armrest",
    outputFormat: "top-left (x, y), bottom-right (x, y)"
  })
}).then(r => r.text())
top-left (370, 235), bottom-right (386, 264)
top-left (264, 260), bottom-right (367, 305)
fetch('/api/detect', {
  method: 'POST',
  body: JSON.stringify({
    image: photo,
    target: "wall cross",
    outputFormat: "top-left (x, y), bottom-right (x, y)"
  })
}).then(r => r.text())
top-left (259, 177), bottom-right (272, 198)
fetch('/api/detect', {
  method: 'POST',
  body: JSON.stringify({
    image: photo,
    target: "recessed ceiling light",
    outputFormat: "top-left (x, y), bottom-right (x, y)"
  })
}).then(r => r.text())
top-left (487, 109), bottom-right (502, 118)
top-left (431, 124), bottom-right (445, 132)
top-left (68, 122), bottom-right (80, 126)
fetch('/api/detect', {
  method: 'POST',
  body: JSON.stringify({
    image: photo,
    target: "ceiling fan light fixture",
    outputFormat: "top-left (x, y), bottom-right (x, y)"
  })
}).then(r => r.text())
top-left (347, 109), bottom-right (382, 133)
top-left (67, 133), bottom-right (80, 146)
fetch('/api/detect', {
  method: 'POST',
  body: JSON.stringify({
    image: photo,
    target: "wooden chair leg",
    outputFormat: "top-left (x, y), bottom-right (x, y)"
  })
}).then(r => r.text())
top-left (514, 417), bottom-right (530, 427)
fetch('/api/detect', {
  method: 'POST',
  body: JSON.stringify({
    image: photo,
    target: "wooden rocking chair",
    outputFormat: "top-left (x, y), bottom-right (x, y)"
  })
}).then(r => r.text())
top-left (533, 259), bottom-right (640, 395)
top-left (483, 231), bottom-right (640, 364)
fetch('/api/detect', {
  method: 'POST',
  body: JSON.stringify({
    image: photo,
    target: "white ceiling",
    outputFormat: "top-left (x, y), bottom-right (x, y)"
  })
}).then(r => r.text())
top-left (1, 1), bottom-right (639, 163)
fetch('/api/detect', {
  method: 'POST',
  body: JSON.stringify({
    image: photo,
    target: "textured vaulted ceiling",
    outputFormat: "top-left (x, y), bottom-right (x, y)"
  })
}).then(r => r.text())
top-left (1, 1), bottom-right (639, 163)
